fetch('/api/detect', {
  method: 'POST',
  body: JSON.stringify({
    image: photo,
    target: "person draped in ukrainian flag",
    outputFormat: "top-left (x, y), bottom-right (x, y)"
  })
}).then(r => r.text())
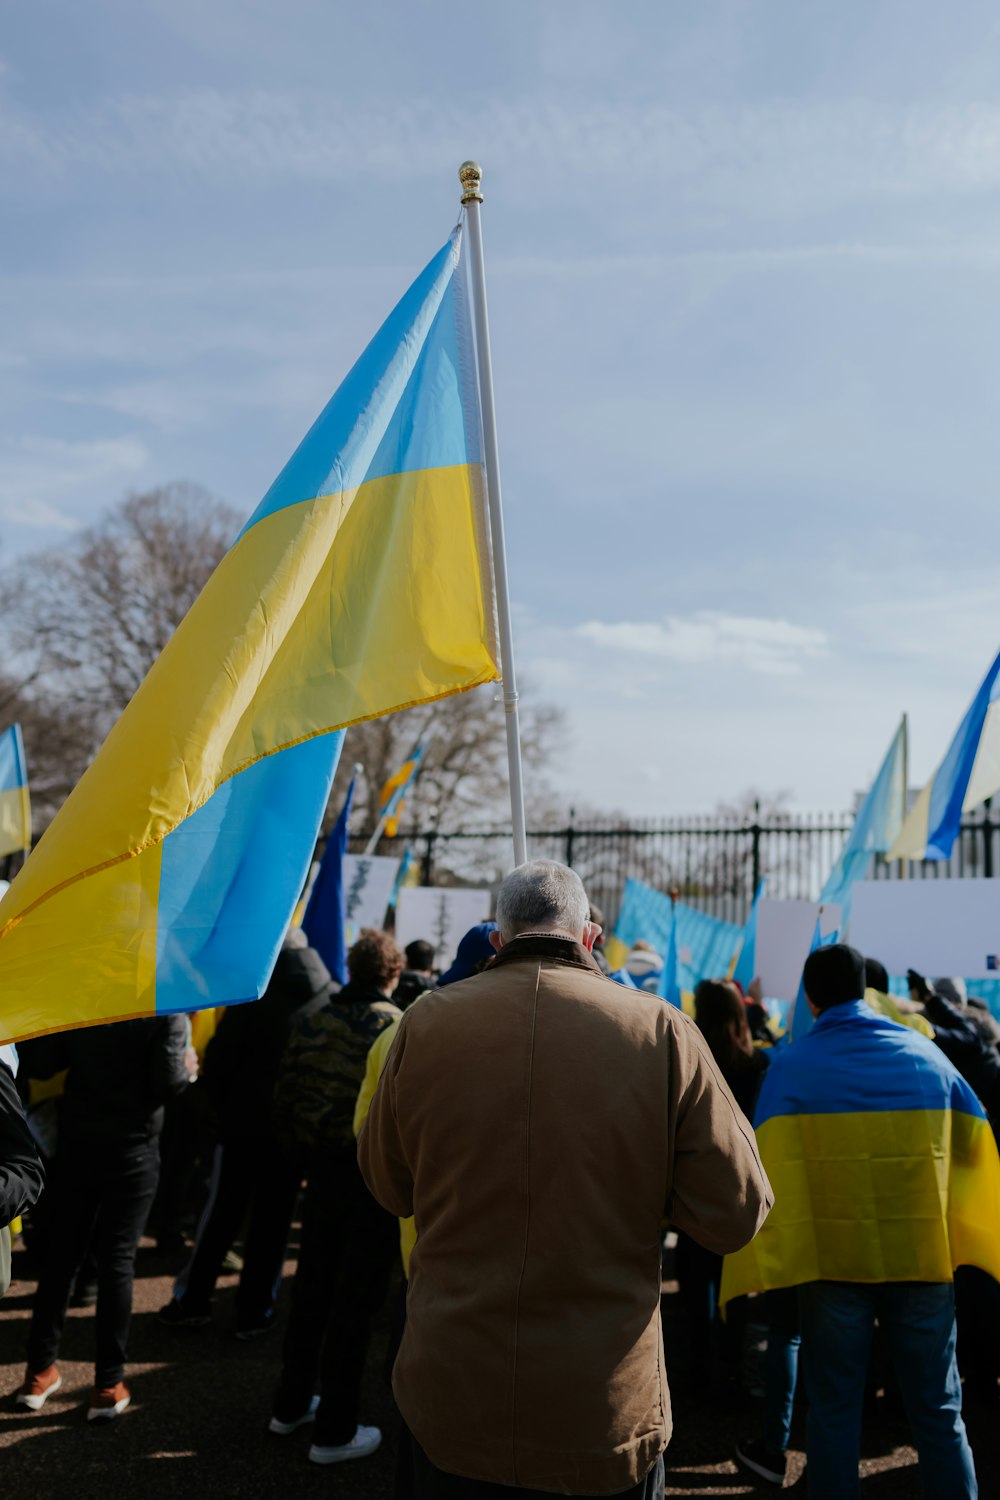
top-left (721, 943), bottom-right (999, 1500)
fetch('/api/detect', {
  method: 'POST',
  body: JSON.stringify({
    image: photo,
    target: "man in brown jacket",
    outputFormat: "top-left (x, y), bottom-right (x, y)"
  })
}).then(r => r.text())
top-left (359, 861), bottom-right (772, 1498)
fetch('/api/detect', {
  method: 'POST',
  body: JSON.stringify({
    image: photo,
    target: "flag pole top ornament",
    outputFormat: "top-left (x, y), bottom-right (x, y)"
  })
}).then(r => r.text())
top-left (459, 160), bottom-right (484, 203)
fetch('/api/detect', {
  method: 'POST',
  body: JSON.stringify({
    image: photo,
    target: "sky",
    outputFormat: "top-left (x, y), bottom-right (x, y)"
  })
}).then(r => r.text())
top-left (3, 1), bottom-right (1000, 816)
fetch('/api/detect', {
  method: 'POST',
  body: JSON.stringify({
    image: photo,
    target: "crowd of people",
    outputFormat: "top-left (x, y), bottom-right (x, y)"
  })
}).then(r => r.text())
top-left (1, 858), bottom-right (999, 1498)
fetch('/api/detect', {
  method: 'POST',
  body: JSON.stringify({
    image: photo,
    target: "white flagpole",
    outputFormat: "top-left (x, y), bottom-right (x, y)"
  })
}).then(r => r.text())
top-left (459, 160), bottom-right (528, 867)
top-left (898, 711), bottom-right (909, 880)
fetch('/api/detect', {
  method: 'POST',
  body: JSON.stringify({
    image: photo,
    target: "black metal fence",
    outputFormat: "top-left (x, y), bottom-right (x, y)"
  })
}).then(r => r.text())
top-left (354, 798), bottom-right (1000, 930)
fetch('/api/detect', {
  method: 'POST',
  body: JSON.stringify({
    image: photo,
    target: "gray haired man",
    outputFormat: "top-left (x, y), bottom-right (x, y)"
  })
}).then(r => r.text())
top-left (359, 860), bottom-right (772, 1498)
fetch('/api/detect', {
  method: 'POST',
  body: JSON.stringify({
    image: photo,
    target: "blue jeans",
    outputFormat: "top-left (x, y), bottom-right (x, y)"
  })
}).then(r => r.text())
top-left (762, 1287), bottom-right (800, 1453)
top-left (798, 1281), bottom-right (977, 1499)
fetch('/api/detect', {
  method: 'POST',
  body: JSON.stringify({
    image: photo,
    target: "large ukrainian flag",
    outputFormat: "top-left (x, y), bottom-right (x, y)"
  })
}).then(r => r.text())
top-left (0, 725), bottom-right (30, 859)
top-left (720, 1000), bottom-right (1000, 1310)
top-left (0, 225), bottom-right (498, 1043)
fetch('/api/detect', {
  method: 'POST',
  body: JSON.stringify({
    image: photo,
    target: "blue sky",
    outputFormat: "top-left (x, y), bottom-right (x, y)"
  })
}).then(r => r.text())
top-left (3, 1), bottom-right (1000, 815)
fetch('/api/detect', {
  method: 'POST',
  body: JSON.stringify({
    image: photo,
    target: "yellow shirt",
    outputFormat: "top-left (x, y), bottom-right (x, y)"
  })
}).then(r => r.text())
top-left (354, 1016), bottom-right (416, 1274)
top-left (865, 987), bottom-right (935, 1039)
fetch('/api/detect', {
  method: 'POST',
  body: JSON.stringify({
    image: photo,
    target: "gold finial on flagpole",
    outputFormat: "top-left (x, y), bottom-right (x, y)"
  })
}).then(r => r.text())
top-left (459, 161), bottom-right (484, 203)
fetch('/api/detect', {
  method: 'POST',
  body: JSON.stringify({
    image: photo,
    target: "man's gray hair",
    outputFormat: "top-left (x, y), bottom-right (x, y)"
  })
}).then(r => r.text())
top-left (495, 860), bottom-right (590, 940)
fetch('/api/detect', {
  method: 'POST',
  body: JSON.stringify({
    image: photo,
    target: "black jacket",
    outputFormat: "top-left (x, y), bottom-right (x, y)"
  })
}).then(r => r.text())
top-left (202, 932), bottom-right (336, 1142)
top-left (21, 1016), bottom-right (189, 1147)
top-left (0, 1060), bottom-right (44, 1227)
top-left (924, 988), bottom-right (1000, 1131)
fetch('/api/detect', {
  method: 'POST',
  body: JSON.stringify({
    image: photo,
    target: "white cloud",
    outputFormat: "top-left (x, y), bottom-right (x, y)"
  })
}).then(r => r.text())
top-left (0, 435), bottom-right (148, 534)
top-left (577, 612), bottom-right (830, 677)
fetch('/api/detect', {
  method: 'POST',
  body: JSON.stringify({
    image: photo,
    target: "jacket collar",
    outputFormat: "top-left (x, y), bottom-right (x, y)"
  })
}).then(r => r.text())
top-left (812, 999), bottom-right (877, 1029)
top-left (489, 933), bottom-right (605, 976)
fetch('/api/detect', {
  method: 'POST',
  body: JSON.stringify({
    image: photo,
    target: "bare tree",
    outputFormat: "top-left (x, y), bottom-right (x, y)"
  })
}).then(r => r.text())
top-left (334, 683), bottom-right (566, 837)
top-left (0, 483), bottom-right (240, 832)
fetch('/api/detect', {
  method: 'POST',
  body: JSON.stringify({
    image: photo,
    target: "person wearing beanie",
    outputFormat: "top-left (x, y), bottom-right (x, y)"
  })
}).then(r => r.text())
top-left (435, 922), bottom-right (497, 987)
top-left (724, 944), bottom-right (998, 1498)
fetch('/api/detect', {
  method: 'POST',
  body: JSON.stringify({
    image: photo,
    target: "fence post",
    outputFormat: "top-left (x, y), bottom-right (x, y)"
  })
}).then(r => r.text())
top-left (422, 829), bottom-right (437, 886)
top-left (984, 797), bottom-right (994, 878)
top-left (565, 806), bottom-right (576, 869)
top-left (751, 799), bottom-right (762, 903)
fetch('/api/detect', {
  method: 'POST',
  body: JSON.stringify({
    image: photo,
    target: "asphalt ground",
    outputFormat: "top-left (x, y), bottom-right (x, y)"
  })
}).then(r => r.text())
top-left (1, 1233), bottom-right (997, 1498)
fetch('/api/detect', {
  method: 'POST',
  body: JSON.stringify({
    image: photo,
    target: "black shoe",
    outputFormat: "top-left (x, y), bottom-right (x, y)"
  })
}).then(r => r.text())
top-left (235, 1309), bottom-right (275, 1341)
top-left (158, 1298), bottom-right (212, 1328)
top-left (735, 1437), bottom-right (787, 1486)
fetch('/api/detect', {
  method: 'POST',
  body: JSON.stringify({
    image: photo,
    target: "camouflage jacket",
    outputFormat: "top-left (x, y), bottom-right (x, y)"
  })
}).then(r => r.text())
top-left (273, 981), bottom-right (401, 1156)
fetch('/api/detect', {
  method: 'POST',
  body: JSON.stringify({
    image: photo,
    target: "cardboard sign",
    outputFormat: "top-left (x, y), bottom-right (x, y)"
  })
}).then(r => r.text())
top-left (849, 879), bottom-right (1000, 979)
top-left (756, 899), bottom-right (842, 1002)
top-left (395, 886), bottom-right (491, 972)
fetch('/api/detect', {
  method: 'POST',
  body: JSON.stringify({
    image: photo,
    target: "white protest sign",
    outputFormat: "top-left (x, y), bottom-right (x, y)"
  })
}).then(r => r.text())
top-left (849, 879), bottom-right (1000, 980)
top-left (342, 855), bottom-right (400, 931)
top-left (756, 899), bottom-right (842, 1002)
top-left (395, 886), bottom-right (491, 972)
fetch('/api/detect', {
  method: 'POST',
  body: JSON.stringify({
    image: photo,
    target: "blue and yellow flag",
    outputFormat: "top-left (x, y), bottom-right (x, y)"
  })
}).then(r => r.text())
top-left (720, 1000), bottom-right (1000, 1310)
top-left (379, 741), bottom-right (425, 838)
top-left (890, 649), bottom-right (1000, 861)
top-left (0, 725), bottom-right (30, 859)
top-left (0, 226), bottom-right (498, 1043)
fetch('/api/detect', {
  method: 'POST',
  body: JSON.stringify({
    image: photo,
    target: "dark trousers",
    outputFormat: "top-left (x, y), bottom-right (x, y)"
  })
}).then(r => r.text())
top-left (410, 1443), bottom-right (666, 1499)
top-left (27, 1137), bottom-right (160, 1387)
top-left (174, 1137), bottom-right (301, 1322)
top-left (274, 1145), bottom-right (398, 1445)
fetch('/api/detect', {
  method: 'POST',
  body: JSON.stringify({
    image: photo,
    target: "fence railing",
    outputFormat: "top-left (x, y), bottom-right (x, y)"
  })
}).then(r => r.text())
top-left (351, 798), bottom-right (999, 930)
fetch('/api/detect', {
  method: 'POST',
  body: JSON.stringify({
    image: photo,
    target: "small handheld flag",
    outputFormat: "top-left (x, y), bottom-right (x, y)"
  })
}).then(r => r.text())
top-left (378, 742), bottom-right (426, 840)
top-left (0, 725), bottom-right (30, 859)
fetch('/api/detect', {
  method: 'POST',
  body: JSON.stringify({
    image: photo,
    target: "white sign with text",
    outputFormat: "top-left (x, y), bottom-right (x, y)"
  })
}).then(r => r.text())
top-left (395, 886), bottom-right (491, 972)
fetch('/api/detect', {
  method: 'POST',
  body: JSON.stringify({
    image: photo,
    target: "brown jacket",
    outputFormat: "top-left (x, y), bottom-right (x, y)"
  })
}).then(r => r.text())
top-left (358, 936), bottom-right (772, 1494)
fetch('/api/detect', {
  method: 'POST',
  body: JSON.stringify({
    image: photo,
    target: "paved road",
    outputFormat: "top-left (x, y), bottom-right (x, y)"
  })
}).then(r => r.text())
top-left (1, 1238), bottom-right (995, 1497)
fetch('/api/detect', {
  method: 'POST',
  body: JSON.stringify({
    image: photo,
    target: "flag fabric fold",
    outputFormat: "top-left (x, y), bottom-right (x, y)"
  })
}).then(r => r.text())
top-left (0, 223), bottom-right (499, 1044)
top-left (0, 725), bottom-right (30, 859)
top-left (889, 649), bottom-right (1000, 861)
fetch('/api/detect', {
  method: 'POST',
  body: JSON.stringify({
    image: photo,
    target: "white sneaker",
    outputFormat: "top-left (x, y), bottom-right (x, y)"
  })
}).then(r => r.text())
top-left (268, 1394), bottom-right (320, 1435)
top-left (16, 1366), bottom-right (62, 1411)
top-left (308, 1424), bottom-right (382, 1464)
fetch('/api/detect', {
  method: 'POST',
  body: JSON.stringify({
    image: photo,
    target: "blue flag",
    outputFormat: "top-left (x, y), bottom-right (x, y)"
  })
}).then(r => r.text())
top-left (732, 877), bottom-right (766, 989)
top-left (302, 778), bottom-right (356, 985)
top-left (821, 717), bottom-right (906, 919)
top-left (658, 912), bottom-right (682, 1009)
